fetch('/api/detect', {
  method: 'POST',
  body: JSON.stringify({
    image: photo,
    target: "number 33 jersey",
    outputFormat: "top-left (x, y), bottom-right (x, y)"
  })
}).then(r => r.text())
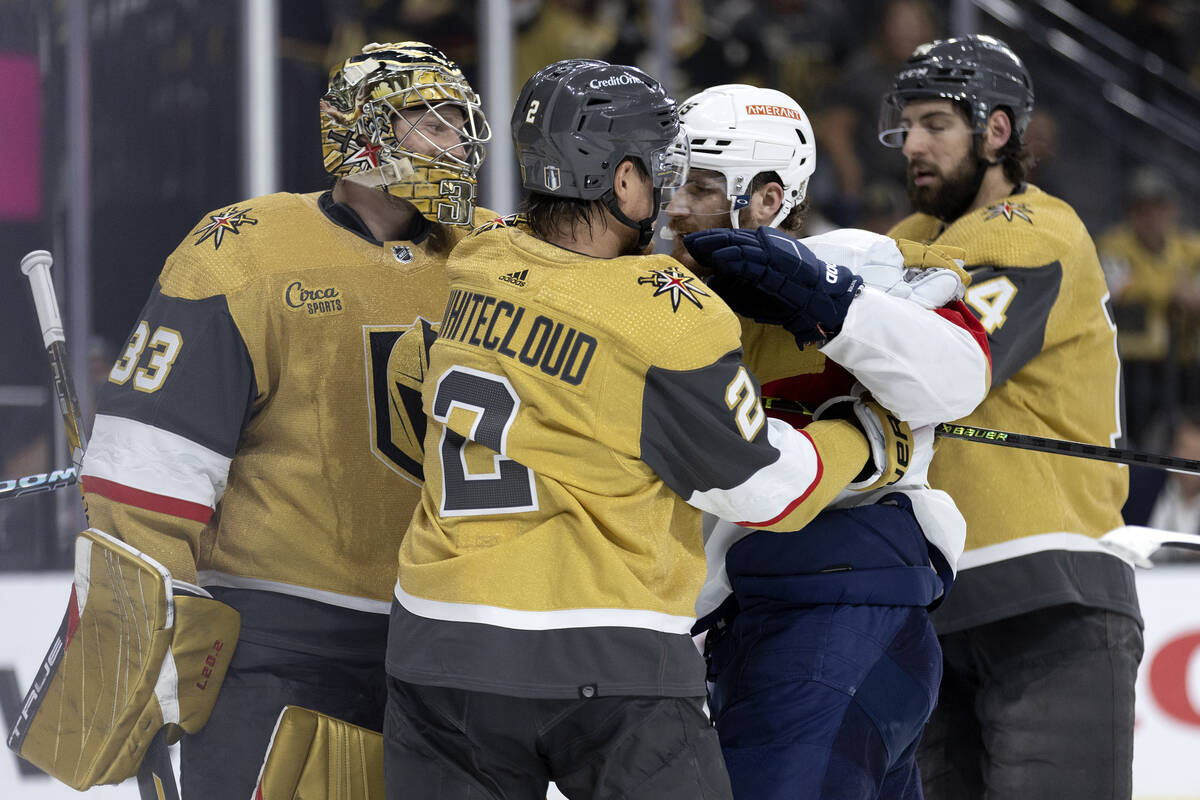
top-left (387, 220), bottom-right (871, 699)
top-left (81, 191), bottom-right (491, 612)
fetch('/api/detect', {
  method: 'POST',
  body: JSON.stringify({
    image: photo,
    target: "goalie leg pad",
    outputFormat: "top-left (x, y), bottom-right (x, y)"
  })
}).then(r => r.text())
top-left (6, 528), bottom-right (240, 789)
top-left (254, 705), bottom-right (384, 800)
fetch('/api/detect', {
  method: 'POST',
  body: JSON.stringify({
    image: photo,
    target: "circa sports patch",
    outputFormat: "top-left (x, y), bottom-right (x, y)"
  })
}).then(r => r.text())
top-left (283, 278), bottom-right (345, 317)
top-left (637, 267), bottom-right (710, 311)
top-left (192, 205), bottom-right (258, 249)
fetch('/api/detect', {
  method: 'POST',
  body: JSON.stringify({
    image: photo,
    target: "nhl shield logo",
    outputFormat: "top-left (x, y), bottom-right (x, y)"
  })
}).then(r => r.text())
top-left (544, 166), bottom-right (561, 192)
top-left (392, 245), bottom-right (414, 263)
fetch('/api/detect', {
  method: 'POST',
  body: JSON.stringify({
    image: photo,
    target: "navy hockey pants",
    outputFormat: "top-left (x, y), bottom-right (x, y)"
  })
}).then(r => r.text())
top-left (708, 602), bottom-right (941, 800)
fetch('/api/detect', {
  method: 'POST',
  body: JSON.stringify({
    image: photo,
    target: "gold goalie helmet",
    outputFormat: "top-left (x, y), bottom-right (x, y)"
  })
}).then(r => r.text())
top-left (321, 41), bottom-right (490, 226)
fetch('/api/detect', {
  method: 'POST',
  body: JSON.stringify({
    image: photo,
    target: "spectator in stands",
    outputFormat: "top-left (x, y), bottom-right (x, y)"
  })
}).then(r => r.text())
top-left (1098, 167), bottom-right (1200, 446)
top-left (813, 0), bottom-right (940, 227)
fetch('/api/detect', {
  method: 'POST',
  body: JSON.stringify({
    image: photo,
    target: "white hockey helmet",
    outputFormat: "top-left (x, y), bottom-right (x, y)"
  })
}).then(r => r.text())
top-left (678, 84), bottom-right (816, 228)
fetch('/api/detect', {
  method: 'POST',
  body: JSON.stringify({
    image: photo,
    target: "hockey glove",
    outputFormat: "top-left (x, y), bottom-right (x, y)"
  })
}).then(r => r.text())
top-left (814, 389), bottom-right (915, 491)
top-left (683, 226), bottom-right (864, 345)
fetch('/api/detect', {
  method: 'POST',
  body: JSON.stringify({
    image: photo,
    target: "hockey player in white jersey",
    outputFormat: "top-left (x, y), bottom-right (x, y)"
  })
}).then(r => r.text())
top-left (665, 83), bottom-right (991, 799)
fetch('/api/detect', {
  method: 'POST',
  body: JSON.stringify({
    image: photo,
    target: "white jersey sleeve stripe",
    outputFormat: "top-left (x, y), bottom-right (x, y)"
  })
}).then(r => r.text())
top-left (686, 419), bottom-right (823, 525)
top-left (82, 413), bottom-right (232, 510)
top-left (393, 581), bottom-right (697, 635)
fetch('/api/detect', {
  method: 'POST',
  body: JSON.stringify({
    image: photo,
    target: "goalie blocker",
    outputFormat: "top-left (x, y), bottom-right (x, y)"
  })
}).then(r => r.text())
top-left (6, 528), bottom-right (240, 790)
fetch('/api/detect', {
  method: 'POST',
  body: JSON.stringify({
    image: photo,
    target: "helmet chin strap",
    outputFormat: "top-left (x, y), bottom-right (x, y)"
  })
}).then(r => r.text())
top-left (604, 188), bottom-right (662, 250)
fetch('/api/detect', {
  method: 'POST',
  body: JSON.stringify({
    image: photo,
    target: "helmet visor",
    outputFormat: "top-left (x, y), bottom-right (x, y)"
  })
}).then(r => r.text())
top-left (653, 129), bottom-right (691, 199)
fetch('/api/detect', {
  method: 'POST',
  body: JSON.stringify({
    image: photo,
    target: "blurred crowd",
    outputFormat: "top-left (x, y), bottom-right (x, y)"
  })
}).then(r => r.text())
top-left (4, 0), bottom-right (1200, 565)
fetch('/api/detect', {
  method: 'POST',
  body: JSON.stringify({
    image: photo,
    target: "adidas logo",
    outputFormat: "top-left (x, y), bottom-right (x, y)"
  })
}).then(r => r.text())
top-left (499, 269), bottom-right (529, 287)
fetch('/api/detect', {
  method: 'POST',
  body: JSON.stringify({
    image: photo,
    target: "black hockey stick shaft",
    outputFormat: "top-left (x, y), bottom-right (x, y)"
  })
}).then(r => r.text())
top-left (934, 423), bottom-right (1200, 475)
top-left (20, 249), bottom-right (180, 800)
top-left (761, 396), bottom-right (1200, 476)
top-left (21, 251), bottom-right (87, 470)
top-left (0, 467), bottom-right (78, 501)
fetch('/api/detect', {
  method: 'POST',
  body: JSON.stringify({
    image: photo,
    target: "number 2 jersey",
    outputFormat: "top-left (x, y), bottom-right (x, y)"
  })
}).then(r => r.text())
top-left (889, 184), bottom-right (1140, 632)
top-left (80, 190), bottom-right (494, 654)
top-left (386, 220), bottom-right (873, 699)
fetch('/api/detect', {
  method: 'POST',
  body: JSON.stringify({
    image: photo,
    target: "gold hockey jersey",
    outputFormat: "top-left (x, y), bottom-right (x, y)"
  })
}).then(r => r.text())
top-left (386, 221), bottom-right (871, 698)
top-left (81, 191), bottom-right (495, 619)
top-left (890, 185), bottom-right (1138, 631)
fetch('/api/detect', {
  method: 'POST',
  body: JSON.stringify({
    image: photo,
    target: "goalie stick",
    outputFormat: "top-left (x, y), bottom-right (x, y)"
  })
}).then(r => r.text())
top-left (761, 396), bottom-right (1200, 477)
top-left (18, 249), bottom-right (181, 800)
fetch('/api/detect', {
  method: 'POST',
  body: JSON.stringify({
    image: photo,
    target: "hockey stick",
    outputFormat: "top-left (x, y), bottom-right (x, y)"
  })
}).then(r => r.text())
top-left (21, 251), bottom-right (87, 472)
top-left (761, 396), bottom-right (1200, 476)
top-left (19, 250), bottom-right (181, 800)
top-left (0, 467), bottom-right (78, 500)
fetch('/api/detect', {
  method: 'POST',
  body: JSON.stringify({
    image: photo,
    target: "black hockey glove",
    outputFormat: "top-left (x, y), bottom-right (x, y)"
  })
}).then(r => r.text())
top-left (683, 226), bottom-right (864, 345)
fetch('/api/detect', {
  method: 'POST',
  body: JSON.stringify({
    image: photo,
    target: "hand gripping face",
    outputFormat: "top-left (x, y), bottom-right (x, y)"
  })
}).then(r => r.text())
top-left (683, 226), bottom-right (864, 345)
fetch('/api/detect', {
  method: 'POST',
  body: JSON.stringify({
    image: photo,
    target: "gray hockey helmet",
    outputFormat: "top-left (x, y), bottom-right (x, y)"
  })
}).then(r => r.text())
top-left (879, 34), bottom-right (1034, 147)
top-left (511, 59), bottom-right (688, 200)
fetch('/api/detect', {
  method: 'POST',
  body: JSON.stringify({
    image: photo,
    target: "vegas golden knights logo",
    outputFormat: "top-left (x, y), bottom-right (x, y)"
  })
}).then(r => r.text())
top-left (363, 323), bottom-right (428, 483)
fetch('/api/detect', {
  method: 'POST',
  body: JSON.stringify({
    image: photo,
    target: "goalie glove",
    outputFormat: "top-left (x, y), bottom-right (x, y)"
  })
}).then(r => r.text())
top-left (7, 528), bottom-right (240, 790)
top-left (683, 226), bottom-right (864, 345)
top-left (813, 388), bottom-right (922, 492)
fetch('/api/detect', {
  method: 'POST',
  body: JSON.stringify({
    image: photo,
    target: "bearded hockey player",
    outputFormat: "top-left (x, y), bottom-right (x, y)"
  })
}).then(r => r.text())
top-left (378, 58), bottom-right (932, 800)
top-left (8, 42), bottom-right (493, 798)
top-left (880, 35), bottom-right (1142, 799)
top-left (666, 83), bottom-right (990, 799)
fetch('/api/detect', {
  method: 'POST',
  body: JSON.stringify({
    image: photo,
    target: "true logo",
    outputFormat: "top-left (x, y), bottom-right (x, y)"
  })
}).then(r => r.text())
top-left (285, 280), bottom-right (344, 316)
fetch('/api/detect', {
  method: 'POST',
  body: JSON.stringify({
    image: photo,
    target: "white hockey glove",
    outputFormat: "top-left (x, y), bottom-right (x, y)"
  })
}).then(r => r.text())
top-left (800, 229), bottom-right (969, 310)
top-left (813, 387), bottom-right (930, 492)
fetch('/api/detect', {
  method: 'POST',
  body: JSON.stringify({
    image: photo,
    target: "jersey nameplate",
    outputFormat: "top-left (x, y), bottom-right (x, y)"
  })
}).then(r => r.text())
top-left (439, 288), bottom-right (597, 386)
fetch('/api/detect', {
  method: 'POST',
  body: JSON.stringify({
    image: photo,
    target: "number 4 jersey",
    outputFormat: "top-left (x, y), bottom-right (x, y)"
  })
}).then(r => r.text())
top-left (81, 191), bottom-right (494, 618)
top-left (386, 219), bottom-right (874, 699)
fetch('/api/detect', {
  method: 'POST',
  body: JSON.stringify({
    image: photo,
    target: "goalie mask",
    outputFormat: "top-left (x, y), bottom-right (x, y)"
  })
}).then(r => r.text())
top-left (321, 41), bottom-right (490, 226)
top-left (511, 58), bottom-right (688, 248)
top-left (677, 84), bottom-right (816, 228)
top-left (879, 34), bottom-right (1034, 148)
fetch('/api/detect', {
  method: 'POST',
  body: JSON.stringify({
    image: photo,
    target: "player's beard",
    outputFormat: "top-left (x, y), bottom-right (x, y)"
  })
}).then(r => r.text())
top-left (907, 147), bottom-right (989, 222)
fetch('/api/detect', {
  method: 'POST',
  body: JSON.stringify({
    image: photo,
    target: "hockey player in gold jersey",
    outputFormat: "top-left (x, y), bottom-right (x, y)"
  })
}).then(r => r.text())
top-left (380, 59), bottom-right (910, 800)
top-left (879, 35), bottom-right (1142, 799)
top-left (75, 42), bottom-right (493, 797)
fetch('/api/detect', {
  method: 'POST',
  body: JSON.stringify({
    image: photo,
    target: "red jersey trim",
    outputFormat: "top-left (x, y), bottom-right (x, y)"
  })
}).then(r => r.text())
top-left (82, 475), bottom-right (214, 524)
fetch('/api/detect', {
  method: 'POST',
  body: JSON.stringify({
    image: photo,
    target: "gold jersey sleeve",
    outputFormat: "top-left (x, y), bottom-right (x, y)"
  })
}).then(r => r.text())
top-left (890, 185), bottom-right (1126, 552)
